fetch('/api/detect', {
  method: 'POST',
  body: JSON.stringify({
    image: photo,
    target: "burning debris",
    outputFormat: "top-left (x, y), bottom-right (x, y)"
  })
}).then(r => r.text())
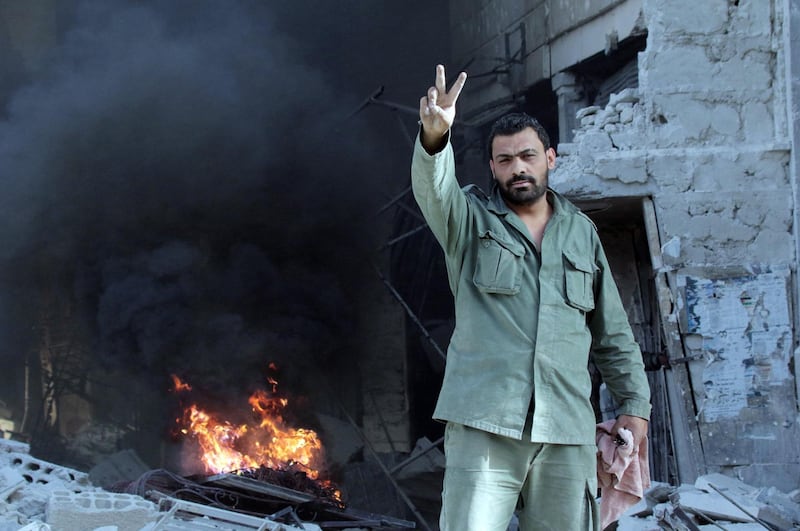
top-left (0, 437), bottom-right (417, 530)
top-left (0, 356), bottom-right (422, 530)
top-left (170, 365), bottom-right (336, 488)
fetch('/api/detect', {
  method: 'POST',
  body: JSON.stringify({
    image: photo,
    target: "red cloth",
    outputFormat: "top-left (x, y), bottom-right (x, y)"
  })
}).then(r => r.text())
top-left (596, 420), bottom-right (650, 530)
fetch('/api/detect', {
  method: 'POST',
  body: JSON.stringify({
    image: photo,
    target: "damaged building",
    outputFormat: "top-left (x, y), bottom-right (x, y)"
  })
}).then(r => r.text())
top-left (2, 0), bottom-right (800, 529)
top-left (380, 0), bottom-right (800, 497)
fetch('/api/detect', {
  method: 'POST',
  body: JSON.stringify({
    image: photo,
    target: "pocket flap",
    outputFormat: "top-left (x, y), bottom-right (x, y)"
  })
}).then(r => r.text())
top-left (480, 230), bottom-right (526, 257)
top-left (563, 250), bottom-right (595, 274)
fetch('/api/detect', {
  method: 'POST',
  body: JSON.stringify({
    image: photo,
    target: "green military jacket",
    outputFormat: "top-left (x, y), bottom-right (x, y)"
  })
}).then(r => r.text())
top-left (411, 135), bottom-right (651, 445)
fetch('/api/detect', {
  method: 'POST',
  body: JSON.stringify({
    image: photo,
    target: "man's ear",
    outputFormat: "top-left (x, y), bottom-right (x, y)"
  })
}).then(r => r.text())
top-left (489, 159), bottom-right (496, 180)
top-left (546, 147), bottom-right (557, 169)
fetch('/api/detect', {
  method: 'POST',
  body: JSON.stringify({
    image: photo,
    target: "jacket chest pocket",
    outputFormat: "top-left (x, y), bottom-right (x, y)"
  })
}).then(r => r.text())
top-left (563, 250), bottom-right (596, 311)
top-left (473, 230), bottom-right (526, 295)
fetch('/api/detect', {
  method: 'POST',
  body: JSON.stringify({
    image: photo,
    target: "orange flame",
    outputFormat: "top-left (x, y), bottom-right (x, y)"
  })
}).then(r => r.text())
top-left (170, 374), bottom-right (192, 392)
top-left (175, 372), bottom-right (326, 480)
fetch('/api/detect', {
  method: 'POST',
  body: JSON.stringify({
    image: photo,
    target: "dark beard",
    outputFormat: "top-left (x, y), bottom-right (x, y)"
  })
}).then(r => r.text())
top-left (498, 173), bottom-right (548, 206)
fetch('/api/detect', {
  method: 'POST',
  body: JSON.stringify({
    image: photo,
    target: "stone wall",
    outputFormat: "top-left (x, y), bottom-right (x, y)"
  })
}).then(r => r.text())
top-left (554, 0), bottom-right (799, 491)
top-left (451, 0), bottom-right (800, 491)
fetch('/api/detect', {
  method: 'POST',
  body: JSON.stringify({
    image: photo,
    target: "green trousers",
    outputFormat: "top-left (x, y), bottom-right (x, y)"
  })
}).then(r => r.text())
top-left (439, 419), bottom-right (599, 531)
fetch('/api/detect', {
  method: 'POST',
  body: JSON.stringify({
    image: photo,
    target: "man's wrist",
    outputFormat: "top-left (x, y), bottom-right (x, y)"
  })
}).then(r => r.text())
top-left (420, 126), bottom-right (449, 155)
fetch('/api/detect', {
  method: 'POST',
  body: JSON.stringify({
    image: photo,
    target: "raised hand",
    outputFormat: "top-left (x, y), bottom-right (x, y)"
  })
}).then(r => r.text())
top-left (419, 64), bottom-right (467, 151)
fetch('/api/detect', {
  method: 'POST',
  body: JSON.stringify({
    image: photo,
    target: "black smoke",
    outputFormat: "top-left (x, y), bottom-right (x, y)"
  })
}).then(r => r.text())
top-left (0, 0), bottom-right (445, 461)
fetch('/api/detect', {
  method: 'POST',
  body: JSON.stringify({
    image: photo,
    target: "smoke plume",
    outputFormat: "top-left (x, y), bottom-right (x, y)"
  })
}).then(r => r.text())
top-left (0, 0), bottom-right (396, 444)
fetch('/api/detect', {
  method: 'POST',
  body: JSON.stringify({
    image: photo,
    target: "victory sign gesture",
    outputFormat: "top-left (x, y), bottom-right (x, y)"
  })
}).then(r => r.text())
top-left (419, 64), bottom-right (467, 152)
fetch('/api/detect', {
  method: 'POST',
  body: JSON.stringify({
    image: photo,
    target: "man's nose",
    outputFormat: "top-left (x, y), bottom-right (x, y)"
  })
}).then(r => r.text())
top-left (511, 157), bottom-right (527, 176)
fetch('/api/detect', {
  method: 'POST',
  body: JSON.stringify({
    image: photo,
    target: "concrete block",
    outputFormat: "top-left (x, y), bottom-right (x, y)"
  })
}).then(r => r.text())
top-left (709, 103), bottom-right (740, 137)
top-left (647, 0), bottom-right (728, 34)
top-left (15, 524), bottom-right (51, 531)
top-left (576, 105), bottom-right (602, 120)
top-left (649, 94), bottom-right (717, 147)
top-left (0, 451), bottom-right (91, 487)
top-left (0, 439), bottom-right (30, 454)
top-left (730, 0), bottom-right (772, 36)
top-left (0, 466), bottom-right (26, 501)
top-left (608, 130), bottom-right (640, 150)
top-left (647, 154), bottom-right (692, 193)
top-left (645, 45), bottom-right (717, 88)
top-left (712, 52), bottom-right (773, 91)
top-left (595, 155), bottom-right (648, 184)
top-left (596, 107), bottom-right (620, 126)
top-left (618, 103), bottom-right (635, 124)
top-left (741, 101), bottom-right (774, 144)
top-left (578, 131), bottom-right (614, 153)
top-left (45, 490), bottom-right (159, 531)
top-left (608, 89), bottom-right (639, 106)
top-left (696, 473), bottom-right (758, 500)
top-left (672, 484), bottom-right (756, 522)
top-left (755, 486), bottom-right (800, 528)
top-left (555, 142), bottom-right (576, 156)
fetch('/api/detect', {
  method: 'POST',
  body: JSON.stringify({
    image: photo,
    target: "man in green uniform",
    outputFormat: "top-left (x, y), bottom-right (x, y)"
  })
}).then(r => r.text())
top-left (411, 64), bottom-right (651, 531)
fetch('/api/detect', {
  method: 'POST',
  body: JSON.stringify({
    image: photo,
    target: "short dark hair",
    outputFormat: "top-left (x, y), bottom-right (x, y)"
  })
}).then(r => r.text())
top-left (487, 113), bottom-right (551, 159)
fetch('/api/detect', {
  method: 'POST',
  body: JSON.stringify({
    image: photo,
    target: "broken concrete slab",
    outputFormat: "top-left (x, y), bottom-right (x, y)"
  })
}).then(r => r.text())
top-left (0, 466), bottom-right (25, 501)
top-left (695, 473), bottom-right (759, 499)
top-left (695, 472), bottom-right (798, 529)
top-left (89, 448), bottom-right (151, 489)
top-left (755, 485), bottom-right (800, 525)
top-left (615, 514), bottom-right (661, 530)
top-left (670, 484), bottom-right (755, 523)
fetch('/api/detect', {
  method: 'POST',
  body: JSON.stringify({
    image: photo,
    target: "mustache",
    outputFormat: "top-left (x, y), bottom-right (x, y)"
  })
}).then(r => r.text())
top-left (507, 175), bottom-right (537, 185)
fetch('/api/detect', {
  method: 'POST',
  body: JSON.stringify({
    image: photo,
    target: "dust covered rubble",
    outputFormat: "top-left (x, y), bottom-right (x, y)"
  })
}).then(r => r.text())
top-left (0, 439), bottom-right (329, 531)
top-left (3, 435), bottom-right (800, 530)
top-left (613, 473), bottom-right (800, 530)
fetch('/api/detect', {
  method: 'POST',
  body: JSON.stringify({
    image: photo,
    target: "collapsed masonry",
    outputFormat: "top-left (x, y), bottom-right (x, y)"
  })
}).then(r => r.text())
top-left (0, 438), bottom-right (424, 531)
top-left (549, 0), bottom-right (799, 492)
top-left (4, 437), bottom-right (800, 531)
top-left (382, 0), bottom-right (799, 494)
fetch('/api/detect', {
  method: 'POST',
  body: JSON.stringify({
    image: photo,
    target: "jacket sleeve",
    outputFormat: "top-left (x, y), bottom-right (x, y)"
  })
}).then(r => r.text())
top-left (588, 233), bottom-right (652, 420)
top-left (410, 132), bottom-right (471, 292)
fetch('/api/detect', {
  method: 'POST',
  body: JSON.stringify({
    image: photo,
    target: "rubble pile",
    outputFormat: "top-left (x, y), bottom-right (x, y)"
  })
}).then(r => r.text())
top-left (0, 439), bottom-right (396, 530)
top-left (614, 473), bottom-right (800, 530)
top-left (3, 435), bottom-right (800, 530)
top-left (559, 88), bottom-right (644, 157)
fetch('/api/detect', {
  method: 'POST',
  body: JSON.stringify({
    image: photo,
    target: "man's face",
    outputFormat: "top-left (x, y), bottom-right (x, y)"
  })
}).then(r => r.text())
top-left (489, 127), bottom-right (556, 206)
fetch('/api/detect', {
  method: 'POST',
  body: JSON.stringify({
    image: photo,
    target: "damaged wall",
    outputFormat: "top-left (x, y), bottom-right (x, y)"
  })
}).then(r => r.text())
top-left (449, 0), bottom-right (800, 492)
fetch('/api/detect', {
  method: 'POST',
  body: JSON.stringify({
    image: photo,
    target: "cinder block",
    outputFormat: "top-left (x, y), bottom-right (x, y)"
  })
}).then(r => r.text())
top-left (0, 439), bottom-right (30, 454)
top-left (0, 451), bottom-right (91, 488)
top-left (46, 490), bottom-right (158, 531)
